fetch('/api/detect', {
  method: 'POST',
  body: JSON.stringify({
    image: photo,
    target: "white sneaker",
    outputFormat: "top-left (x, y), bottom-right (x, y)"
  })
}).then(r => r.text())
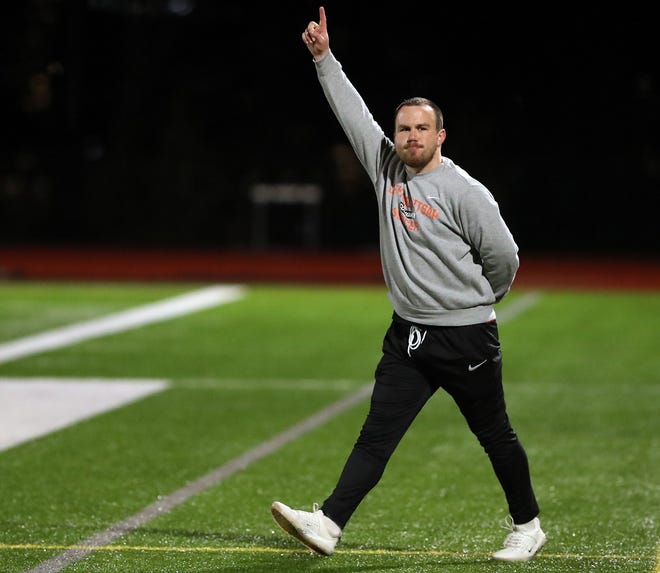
top-left (492, 516), bottom-right (547, 562)
top-left (271, 501), bottom-right (342, 556)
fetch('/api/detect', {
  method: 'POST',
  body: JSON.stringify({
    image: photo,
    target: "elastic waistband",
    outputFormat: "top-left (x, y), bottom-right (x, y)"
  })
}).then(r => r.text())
top-left (392, 311), bottom-right (496, 329)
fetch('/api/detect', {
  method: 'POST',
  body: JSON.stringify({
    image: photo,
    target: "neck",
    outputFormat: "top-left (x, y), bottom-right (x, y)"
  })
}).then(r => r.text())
top-left (408, 154), bottom-right (443, 175)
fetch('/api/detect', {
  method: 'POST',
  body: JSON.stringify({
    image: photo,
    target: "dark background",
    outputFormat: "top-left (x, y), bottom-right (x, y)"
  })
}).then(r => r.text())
top-left (1, 1), bottom-right (658, 255)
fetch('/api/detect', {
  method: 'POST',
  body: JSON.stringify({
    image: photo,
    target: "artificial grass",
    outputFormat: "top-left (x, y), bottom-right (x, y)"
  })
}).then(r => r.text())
top-left (0, 283), bottom-right (657, 572)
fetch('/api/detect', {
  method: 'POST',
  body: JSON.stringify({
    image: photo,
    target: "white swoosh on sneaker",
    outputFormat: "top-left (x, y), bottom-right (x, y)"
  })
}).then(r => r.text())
top-left (468, 359), bottom-right (488, 372)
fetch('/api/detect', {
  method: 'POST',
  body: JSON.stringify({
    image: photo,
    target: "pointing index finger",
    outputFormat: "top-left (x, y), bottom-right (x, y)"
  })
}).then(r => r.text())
top-left (318, 6), bottom-right (326, 32)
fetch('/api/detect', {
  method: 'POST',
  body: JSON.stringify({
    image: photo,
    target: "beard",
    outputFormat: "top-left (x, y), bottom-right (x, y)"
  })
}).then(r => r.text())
top-left (398, 144), bottom-right (436, 170)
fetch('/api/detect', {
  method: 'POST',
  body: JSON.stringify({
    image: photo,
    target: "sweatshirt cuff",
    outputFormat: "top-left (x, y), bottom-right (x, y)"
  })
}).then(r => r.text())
top-left (314, 50), bottom-right (339, 76)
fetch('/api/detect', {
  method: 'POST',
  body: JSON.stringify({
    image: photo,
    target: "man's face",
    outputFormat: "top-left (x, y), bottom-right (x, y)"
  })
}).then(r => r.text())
top-left (394, 105), bottom-right (445, 172)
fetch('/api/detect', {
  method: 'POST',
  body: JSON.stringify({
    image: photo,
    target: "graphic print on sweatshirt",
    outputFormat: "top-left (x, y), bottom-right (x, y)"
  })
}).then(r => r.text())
top-left (389, 183), bottom-right (440, 232)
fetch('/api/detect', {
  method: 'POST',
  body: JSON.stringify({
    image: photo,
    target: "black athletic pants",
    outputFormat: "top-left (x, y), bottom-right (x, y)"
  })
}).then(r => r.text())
top-left (321, 313), bottom-right (540, 529)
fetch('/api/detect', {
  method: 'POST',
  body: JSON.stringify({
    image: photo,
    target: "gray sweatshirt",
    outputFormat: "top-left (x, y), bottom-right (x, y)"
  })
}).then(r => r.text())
top-left (316, 51), bottom-right (519, 326)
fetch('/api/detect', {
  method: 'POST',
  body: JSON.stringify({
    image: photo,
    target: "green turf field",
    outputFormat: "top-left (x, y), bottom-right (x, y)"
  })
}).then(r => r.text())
top-left (0, 281), bottom-right (658, 572)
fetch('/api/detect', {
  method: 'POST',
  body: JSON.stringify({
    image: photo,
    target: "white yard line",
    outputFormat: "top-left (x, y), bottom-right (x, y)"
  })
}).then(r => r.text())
top-left (0, 378), bottom-right (168, 451)
top-left (0, 285), bottom-right (245, 364)
top-left (23, 291), bottom-right (542, 573)
top-left (496, 290), bottom-right (542, 323)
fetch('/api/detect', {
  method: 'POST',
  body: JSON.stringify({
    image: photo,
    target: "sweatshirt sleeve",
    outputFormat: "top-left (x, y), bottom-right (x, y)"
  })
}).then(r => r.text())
top-left (315, 52), bottom-right (388, 184)
top-left (459, 184), bottom-right (519, 302)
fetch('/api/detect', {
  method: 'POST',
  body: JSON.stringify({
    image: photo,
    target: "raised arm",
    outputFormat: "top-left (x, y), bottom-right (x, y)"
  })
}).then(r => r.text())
top-left (302, 6), bottom-right (329, 61)
top-left (301, 6), bottom-right (388, 183)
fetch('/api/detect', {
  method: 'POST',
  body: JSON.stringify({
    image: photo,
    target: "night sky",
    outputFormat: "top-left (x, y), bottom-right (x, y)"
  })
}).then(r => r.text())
top-left (2, 1), bottom-right (658, 255)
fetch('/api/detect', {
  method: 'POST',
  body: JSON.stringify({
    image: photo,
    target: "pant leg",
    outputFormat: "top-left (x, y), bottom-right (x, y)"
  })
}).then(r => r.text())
top-left (431, 321), bottom-right (540, 524)
top-left (321, 321), bottom-right (435, 528)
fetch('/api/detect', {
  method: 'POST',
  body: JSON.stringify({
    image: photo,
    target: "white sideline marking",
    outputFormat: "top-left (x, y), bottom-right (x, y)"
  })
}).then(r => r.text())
top-left (496, 291), bottom-right (542, 323)
top-left (0, 284), bottom-right (245, 365)
top-left (24, 292), bottom-right (542, 573)
top-left (0, 378), bottom-right (168, 451)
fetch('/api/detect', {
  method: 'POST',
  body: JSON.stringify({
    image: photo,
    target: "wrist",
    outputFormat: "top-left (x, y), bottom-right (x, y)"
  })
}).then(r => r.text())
top-left (313, 50), bottom-right (330, 63)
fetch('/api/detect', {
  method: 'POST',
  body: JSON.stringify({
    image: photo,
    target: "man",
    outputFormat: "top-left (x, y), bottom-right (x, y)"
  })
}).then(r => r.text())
top-left (271, 6), bottom-right (546, 563)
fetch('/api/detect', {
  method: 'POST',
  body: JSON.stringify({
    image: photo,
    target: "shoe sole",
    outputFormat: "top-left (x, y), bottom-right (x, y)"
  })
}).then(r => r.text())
top-left (493, 533), bottom-right (547, 562)
top-left (270, 503), bottom-right (332, 556)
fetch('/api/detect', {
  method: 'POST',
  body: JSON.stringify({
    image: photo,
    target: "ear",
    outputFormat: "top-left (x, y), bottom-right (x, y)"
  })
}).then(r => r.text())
top-left (438, 129), bottom-right (446, 145)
